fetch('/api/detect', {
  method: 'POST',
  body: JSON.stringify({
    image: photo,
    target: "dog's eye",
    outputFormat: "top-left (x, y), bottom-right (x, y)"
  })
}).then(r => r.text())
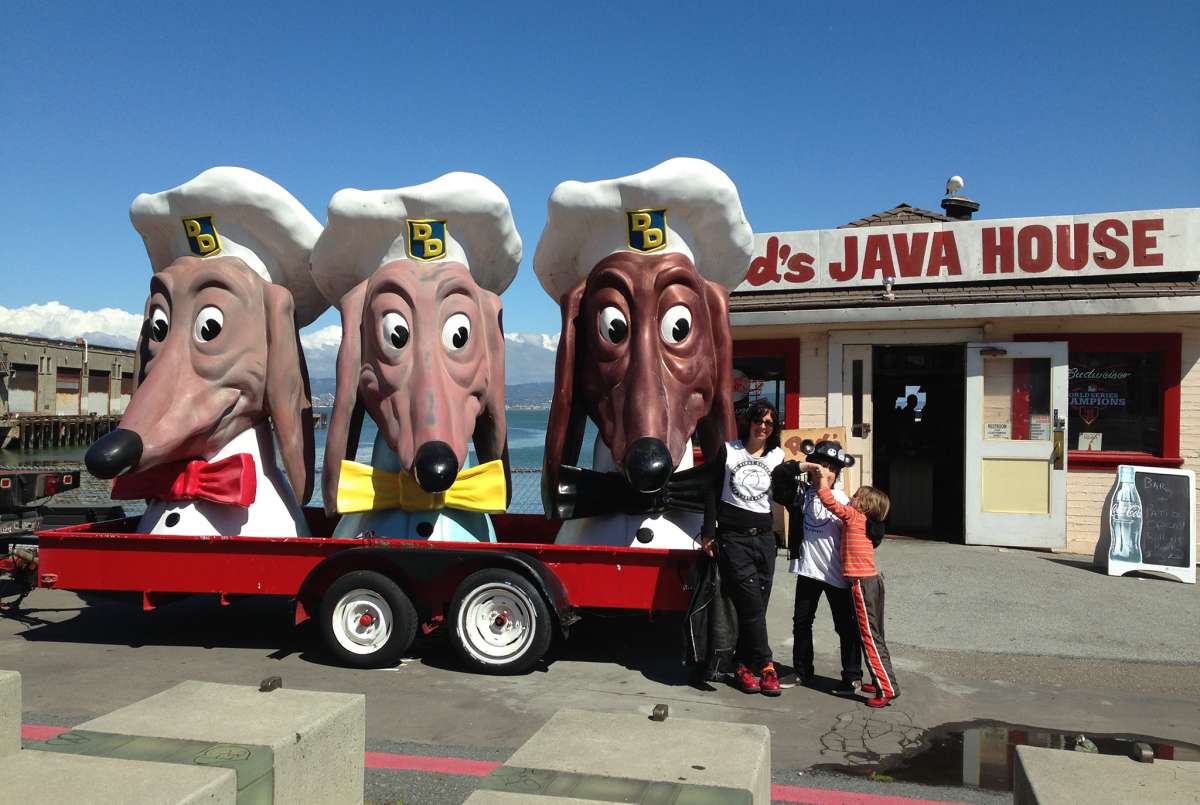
top-left (381, 312), bottom-right (410, 354)
top-left (442, 313), bottom-right (471, 351)
top-left (148, 306), bottom-right (170, 342)
top-left (598, 306), bottom-right (628, 345)
top-left (660, 305), bottom-right (692, 345)
top-left (192, 306), bottom-right (223, 343)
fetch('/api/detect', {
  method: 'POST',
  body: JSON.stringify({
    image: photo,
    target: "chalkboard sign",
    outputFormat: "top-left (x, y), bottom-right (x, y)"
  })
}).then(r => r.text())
top-left (1106, 465), bottom-right (1196, 584)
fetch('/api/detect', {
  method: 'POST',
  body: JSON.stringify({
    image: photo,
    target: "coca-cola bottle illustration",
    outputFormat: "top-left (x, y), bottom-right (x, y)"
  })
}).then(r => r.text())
top-left (1109, 466), bottom-right (1143, 562)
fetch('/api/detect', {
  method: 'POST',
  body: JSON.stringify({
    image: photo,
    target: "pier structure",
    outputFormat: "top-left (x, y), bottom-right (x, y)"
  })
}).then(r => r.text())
top-left (0, 333), bottom-right (135, 450)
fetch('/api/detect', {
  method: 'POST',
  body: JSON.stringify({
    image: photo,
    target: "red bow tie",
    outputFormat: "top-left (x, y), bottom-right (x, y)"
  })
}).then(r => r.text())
top-left (110, 453), bottom-right (257, 507)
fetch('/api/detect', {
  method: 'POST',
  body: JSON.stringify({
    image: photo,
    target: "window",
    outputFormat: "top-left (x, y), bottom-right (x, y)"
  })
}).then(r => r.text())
top-left (732, 356), bottom-right (786, 419)
top-left (1018, 333), bottom-right (1181, 467)
top-left (731, 339), bottom-right (801, 428)
top-left (1068, 351), bottom-right (1161, 453)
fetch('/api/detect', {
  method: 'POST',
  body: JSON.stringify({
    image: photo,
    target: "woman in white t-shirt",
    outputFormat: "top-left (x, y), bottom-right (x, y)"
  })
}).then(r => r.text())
top-left (700, 399), bottom-right (786, 696)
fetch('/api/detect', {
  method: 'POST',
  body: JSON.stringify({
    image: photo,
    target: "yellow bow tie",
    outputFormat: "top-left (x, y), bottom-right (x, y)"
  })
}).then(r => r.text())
top-left (335, 459), bottom-right (507, 515)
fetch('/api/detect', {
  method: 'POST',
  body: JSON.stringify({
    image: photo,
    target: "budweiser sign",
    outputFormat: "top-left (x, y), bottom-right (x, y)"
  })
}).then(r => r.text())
top-left (737, 208), bottom-right (1199, 292)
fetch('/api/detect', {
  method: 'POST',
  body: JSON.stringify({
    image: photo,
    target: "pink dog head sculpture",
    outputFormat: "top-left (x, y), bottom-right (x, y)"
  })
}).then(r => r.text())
top-left (534, 159), bottom-right (755, 546)
top-left (311, 174), bottom-right (521, 523)
top-left (85, 167), bottom-right (326, 537)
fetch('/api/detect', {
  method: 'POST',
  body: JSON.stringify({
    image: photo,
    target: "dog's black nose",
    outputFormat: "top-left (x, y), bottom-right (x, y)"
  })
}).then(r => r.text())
top-left (85, 429), bottom-right (143, 479)
top-left (413, 441), bottom-right (459, 493)
top-left (623, 437), bottom-right (674, 493)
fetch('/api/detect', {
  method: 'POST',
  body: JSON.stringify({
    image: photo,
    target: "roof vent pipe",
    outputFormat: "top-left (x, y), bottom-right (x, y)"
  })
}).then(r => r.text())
top-left (941, 175), bottom-right (980, 220)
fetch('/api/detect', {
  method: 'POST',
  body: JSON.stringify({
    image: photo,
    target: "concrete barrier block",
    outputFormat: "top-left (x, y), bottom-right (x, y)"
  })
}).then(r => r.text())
top-left (491, 708), bottom-right (770, 805)
top-left (1015, 745), bottom-right (1200, 805)
top-left (77, 680), bottom-right (364, 805)
top-left (0, 669), bottom-right (19, 757)
top-left (0, 750), bottom-right (235, 804)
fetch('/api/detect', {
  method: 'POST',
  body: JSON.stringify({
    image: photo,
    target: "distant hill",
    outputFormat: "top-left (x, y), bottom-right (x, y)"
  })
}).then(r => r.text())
top-left (505, 382), bottom-right (555, 407)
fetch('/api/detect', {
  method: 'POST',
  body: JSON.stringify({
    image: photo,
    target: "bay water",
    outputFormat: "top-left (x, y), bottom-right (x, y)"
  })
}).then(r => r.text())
top-left (1, 408), bottom-right (596, 516)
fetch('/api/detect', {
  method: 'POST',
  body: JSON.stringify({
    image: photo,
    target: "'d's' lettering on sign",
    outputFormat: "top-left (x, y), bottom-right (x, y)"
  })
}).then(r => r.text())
top-left (738, 208), bottom-right (1198, 292)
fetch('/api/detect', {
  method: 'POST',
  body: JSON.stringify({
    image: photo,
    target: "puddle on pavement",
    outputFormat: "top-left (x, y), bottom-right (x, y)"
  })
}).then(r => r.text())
top-left (814, 720), bottom-right (1200, 792)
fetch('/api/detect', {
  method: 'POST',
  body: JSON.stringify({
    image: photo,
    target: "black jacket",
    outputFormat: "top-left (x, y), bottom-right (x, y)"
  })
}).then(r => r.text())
top-left (771, 460), bottom-right (808, 561)
top-left (682, 552), bottom-right (738, 678)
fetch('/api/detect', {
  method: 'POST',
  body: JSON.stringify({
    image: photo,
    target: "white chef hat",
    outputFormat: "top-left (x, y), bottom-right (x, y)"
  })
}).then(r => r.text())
top-left (130, 166), bottom-right (327, 327)
top-left (533, 157), bottom-right (754, 303)
top-left (310, 172), bottom-right (522, 304)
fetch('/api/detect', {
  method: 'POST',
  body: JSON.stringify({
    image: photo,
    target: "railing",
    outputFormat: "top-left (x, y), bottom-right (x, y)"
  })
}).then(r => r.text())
top-left (0, 458), bottom-right (550, 517)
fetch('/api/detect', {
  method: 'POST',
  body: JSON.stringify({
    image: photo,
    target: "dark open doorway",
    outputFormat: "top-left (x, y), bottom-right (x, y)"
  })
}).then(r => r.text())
top-left (872, 345), bottom-right (966, 541)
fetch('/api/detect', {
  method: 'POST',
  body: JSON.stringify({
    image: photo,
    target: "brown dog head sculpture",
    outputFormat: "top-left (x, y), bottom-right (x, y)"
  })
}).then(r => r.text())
top-left (310, 174), bottom-right (521, 515)
top-left (547, 252), bottom-right (735, 493)
top-left (84, 167), bottom-right (325, 505)
top-left (536, 158), bottom-right (754, 509)
top-left (87, 256), bottom-right (315, 499)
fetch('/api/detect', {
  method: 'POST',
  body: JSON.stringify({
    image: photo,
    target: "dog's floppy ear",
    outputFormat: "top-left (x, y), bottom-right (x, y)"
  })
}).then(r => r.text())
top-left (542, 280), bottom-right (588, 516)
top-left (133, 297), bottom-right (153, 387)
top-left (264, 283), bottom-right (316, 504)
top-left (695, 279), bottom-right (737, 461)
top-left (322, 280), bottom-right (368, 516)
top-left (473, 291), bottom-right (511, 507)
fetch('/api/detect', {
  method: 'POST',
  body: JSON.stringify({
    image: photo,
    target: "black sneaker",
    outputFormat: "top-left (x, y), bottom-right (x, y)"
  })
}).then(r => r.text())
top-left (777, 673), bottom-right (802, 689)
top-left (778, 672), bottom-right (813, 689)
top-left (832, 679), bottom-right (859, 696)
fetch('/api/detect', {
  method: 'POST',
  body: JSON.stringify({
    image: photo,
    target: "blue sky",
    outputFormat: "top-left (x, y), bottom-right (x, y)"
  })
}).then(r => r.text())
top-left (2, 1), bottom-right (1197, 338)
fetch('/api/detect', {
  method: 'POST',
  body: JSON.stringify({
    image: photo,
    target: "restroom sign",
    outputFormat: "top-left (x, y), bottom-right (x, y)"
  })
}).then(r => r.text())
top-left (738, 208), bottom-right (1200, 292)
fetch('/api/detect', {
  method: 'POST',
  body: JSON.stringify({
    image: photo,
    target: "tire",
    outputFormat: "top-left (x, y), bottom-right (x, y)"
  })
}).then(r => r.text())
top-left (320, 570), bottom-right (418, 669)
top-left (448, 568), bottom-right (553, 675)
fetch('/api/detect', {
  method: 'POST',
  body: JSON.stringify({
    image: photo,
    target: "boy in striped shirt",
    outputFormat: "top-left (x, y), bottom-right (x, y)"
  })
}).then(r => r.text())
top-left (808, 463), bottom-right (897, 708)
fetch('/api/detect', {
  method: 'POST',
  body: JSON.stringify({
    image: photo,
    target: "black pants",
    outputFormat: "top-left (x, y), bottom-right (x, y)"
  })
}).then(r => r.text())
top-left (852, 575), bottom-right (899, 697)
top-left (716, 531), bottom-right (775, 670)
top-left (793, 574), bottom-right (862, 682)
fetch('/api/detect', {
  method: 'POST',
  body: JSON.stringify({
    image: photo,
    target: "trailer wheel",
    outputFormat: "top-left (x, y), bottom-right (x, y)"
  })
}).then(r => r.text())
top-left (448, 568), bottom-right (553, 675)
top-left (320, 571), bottom-right (417, 669)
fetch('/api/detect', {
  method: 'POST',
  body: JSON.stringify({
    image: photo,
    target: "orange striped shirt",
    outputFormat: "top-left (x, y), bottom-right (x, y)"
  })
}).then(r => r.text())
top-left (816, 487), bottom-right (878, 578)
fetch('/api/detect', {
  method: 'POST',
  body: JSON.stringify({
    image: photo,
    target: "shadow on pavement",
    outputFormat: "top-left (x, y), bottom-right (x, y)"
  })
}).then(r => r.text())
top-left (406, 611), bottom-right (693, 684)
top-left (10, 592), bottom-right (314, 654)
top-left (9, 591), bottom-right (698, 683)
top-left (1042, 556), bottom-right (1107, 575)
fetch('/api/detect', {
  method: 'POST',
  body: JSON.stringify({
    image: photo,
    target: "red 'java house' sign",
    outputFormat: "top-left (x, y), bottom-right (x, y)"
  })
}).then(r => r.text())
top-left (736, 208), bottom-right (1199, 292)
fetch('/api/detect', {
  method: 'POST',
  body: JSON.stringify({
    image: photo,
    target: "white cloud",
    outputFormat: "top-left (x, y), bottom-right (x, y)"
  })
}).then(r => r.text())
top-left (299, 324), bottom-right (342, 350)
top-left (0, 303), bottom-right (561, 385)
top-left (0, 301), bottom-right (143, 345)
top-left (505, 332), bottom-right (560, 351)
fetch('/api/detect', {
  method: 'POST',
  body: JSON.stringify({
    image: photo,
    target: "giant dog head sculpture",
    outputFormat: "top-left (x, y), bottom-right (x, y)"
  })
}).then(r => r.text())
top-left (85, 167), bottom-right (325, 536)
top-left (536, 158), bottom-right (754, 521)
top-left (311, 173), bottom-right (520, 522)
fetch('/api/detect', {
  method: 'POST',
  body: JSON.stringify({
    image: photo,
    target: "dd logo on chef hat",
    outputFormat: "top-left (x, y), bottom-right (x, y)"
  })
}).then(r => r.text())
top-left (625, 208), bottom-right (667, 253)
top-left (407, 218), bottom-right (448, 261)
top-left (182, 215), bottom-right (221, 257)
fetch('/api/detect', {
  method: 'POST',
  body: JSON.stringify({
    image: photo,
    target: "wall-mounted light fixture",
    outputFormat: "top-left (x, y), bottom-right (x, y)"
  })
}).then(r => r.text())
top-left (882, 276), bottom-right (896, 301)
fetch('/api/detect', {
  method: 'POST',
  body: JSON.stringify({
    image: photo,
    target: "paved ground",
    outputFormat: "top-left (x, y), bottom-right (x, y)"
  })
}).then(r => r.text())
top-left (1, 538), bottom-right (1197, 804)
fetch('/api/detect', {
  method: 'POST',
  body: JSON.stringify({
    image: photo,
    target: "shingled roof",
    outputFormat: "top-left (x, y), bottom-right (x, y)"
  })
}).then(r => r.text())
top-left (839, 203), bottom-right (951, 229)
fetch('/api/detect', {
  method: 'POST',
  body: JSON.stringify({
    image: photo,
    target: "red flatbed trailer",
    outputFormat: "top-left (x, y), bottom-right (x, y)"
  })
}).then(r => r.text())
top-left (31, 512), bottom-right (698, 674)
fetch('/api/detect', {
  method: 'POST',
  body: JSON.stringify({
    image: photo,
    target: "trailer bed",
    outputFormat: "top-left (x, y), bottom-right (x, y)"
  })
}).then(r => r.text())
top-left (34, 515), bottom-right (697, 613)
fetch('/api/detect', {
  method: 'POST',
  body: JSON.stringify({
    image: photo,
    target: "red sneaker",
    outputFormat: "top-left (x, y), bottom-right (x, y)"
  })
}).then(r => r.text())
top-left (759, 664), bottom-right (782, 697)
top-left (860, 682), bottom-right (879, 695)
top-left (733, 664), bottom-right (760, 694)
top-left (865, 694), bottom-right (895, 708)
